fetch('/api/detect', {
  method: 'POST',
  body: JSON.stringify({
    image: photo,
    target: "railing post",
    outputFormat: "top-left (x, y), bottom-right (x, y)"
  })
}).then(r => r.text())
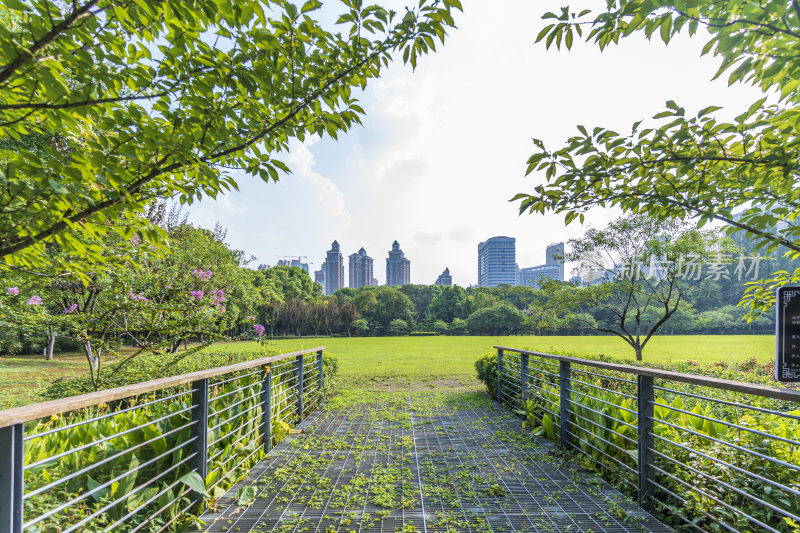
top-left (520, 352), bottom-right (529, 404)
top-left (296, 354), bottom-right (304, 421)
top-left (0, 423), bottom-right (23, 533)
top-left (317, 349), bottom-right (324, 396)
top-left (496, 348), bottom-right (504, 404)
top-left (190, 379), bottom-right (208, 510)
top-left (559, 361), bottom-right (571, 448)
top-left (637, 375), bottom-right (655, 511)
top-left (260, 365), bottom-right (272, 453)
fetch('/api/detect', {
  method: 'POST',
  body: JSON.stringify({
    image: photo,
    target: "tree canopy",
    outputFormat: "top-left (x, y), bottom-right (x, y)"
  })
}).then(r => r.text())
top-left (0, 0), bottom-right (460, 277)
top-left (514, 0), bottom-right (800, 318)
top-left (534, 215), bottom-right (731, 359)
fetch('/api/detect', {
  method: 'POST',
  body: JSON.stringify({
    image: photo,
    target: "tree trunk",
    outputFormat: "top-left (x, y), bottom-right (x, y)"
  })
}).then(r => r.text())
top-left (635, 346), bottom-right (643, 361)
top-left (46, 333), bottom-right (55, 360)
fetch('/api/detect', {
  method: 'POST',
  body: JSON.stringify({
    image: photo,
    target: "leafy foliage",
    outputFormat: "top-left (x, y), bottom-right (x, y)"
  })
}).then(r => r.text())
top-left (513, 356), bottom-right (800, 532)
top-left (0, 0), bottom-right (461, 276)
top-left (515, 0), bottom-right (800, 319)
top-left (466, 305), bottom-right (525, 335)
top-left (26, 351), bottom-right (338, 531)
top-left (474, 353), bottom-right (498, 399)
top-left (533, 214), bottom-right (734, 359)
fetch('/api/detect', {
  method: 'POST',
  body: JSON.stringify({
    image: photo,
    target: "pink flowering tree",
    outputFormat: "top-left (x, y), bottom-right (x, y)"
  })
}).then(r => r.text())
top-left (0, 223), bottom-right (259, 389)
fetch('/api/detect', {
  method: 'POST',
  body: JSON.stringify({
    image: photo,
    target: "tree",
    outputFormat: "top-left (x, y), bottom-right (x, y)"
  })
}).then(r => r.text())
top-left (348, 286), bottom-right (415, 335)
top-left (433, 319), bottom-right (449, 335)
top-left (429, 285), bottom-right (468, 322)
top-left (351, 318), bottom-right (369, 337)
top-left (538, 215), bottom-right (730, 360)
top-left (449, 318), bottom-right (467, 336)
top-left (388, 318), bottom-right (409, 336)
top-left (0, 0), bottom-right (460, 276)
top-left (338, 301), bottom-right (360, 337)
top-left (466, 305), bottom-right (525, 335)
top-left (514, 1), bottom-right (800, 319)
top-left (399, 284), bottom-right (442, 323)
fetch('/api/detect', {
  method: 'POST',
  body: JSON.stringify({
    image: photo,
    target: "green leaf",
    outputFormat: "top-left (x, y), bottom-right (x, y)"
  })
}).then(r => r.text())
top-left (179, 472), bottom-right (206, 495)
top-left (659, 16), bottom-right (671, 44)
top-left (3, 0), bottom-right (29, 11)
top-left (301, 0), bottom-right (322, 13)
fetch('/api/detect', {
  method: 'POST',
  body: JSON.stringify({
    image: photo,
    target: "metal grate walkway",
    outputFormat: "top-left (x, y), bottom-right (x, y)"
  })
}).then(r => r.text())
top-left (196, 392), bottom-right (670, 532)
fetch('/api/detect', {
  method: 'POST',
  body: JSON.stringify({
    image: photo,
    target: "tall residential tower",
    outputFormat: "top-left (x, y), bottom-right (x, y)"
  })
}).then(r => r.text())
top-left (349, 247), bottom-right (374, 288)
top-left (324, 241), bottom-right (344, 295)
top-left (386, 240), bottom-right (411, 286)
top-left (435, 267), bottom-right (452, 286)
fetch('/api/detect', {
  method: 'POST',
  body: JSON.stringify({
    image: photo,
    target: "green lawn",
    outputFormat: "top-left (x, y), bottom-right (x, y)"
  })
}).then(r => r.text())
top-left (0, 335), bottom-right (774, 406)
top-left (0, 354), bottom-right (93, 408)
top-left (207, 335), bottom-right (774, 392)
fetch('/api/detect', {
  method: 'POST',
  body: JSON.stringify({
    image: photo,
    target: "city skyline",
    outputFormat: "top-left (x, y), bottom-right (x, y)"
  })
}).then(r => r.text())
top-left (268, 235), bottom-right (570, 288)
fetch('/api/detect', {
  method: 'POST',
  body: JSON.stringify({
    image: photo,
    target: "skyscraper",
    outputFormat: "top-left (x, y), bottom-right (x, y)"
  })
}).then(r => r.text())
top-left (518, 241), bottom-right (566, 288)
top-left (277, 258), bottom-right (309, 274)
top-left (477, 236), bottom-right (516, 287)
top-left (314, 262), bottom-right (326, 288)
top-left (349, 247), bottom-right (374, 288)
top-left (324, 241), bottom-right (344, 295)
top-left (435, 267), bottom-right (452, 286)
top-left (386, 240), bottom-right (411, 286)
top-left (546, 242), bottom-right (565, 282)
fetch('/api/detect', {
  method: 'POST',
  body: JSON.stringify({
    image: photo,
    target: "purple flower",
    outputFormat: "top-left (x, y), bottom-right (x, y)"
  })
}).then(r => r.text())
top-left (219, 306), bottom-right (226, 313)
top-left (128, 292), bottom-right (149, 303)
top-left (209, 289), bottom-right (225, 303)
top-left (130, 233), bottom-right (141, 245)
top-left (189, 290), bottom-right (204, 301)
top-left (191, 269), bottom-right (213, 281)
top-left (6, 287), bottom-right (19, 295)
top-left (26, 295), bottom-right (43, 306)
top-left (63, 304), bottom-right (78, 314)
top-left (246, 315), bottom-right (256, 321)
top-left (253, 324), bottom-right (265, 337)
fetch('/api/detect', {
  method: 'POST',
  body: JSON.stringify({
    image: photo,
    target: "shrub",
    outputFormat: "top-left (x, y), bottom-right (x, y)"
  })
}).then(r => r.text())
top-left (409, 331), bottom-right (438, 336)
top-left (41, 348), bottom-right (339, 400)
top-left (449, 318), bottom-right (467, 335)
top-left (467, 305), bottom-right (525, 335)
top-left (388, 319), bottom-right (409, 336)
top-left (433, 320), bottom-right (449, 335)
top-left (25, 350), bottom-right (340, 532)
top-left (351, 318), bottom-right (369, 336)
top-left (474, 353), bottom-right (498, 399)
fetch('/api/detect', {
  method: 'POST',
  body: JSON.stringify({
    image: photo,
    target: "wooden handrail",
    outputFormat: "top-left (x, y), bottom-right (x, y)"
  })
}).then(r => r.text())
top-left (494, 346), bottom-right (800, 404)
top-left (0, 347), bottom-right (325, 428)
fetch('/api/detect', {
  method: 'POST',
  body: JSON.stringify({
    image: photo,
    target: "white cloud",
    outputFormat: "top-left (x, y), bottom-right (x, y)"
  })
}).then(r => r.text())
top-left (289, 137), bottom-right (352, 227)
top-left (195, 0), bottom-right (765, 285)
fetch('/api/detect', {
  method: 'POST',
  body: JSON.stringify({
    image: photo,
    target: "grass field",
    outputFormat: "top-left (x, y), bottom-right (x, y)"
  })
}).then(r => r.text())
top-left (0, 335), bottom-right (773, 407)
top-left (0, 354), bottom-right (93, 408)
top-left (207, 334), bottom-right (774, 392)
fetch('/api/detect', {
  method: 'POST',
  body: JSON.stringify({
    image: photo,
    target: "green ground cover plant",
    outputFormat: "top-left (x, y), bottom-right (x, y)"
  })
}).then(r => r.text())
top-left (18, 353), bottom-right (338, 532)
top-left (204, 391), bottom-right (661, 533)
top-left (476, 352), bottom-right (800, 532)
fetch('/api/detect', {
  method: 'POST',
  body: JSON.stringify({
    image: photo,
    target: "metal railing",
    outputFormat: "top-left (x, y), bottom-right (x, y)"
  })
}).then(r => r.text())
top-left (0, 347), bottom-right (329, 533)
top-left (495, 346), bottom-right (800, 533)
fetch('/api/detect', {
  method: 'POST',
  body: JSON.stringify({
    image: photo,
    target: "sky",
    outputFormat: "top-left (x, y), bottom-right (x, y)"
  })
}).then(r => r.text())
top-left (190, 0), bottom-right (764, 286)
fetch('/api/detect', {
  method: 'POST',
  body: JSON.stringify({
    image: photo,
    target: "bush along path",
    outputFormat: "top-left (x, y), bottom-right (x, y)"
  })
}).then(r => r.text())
top-left (195, 392), bottom-right (668, 533)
